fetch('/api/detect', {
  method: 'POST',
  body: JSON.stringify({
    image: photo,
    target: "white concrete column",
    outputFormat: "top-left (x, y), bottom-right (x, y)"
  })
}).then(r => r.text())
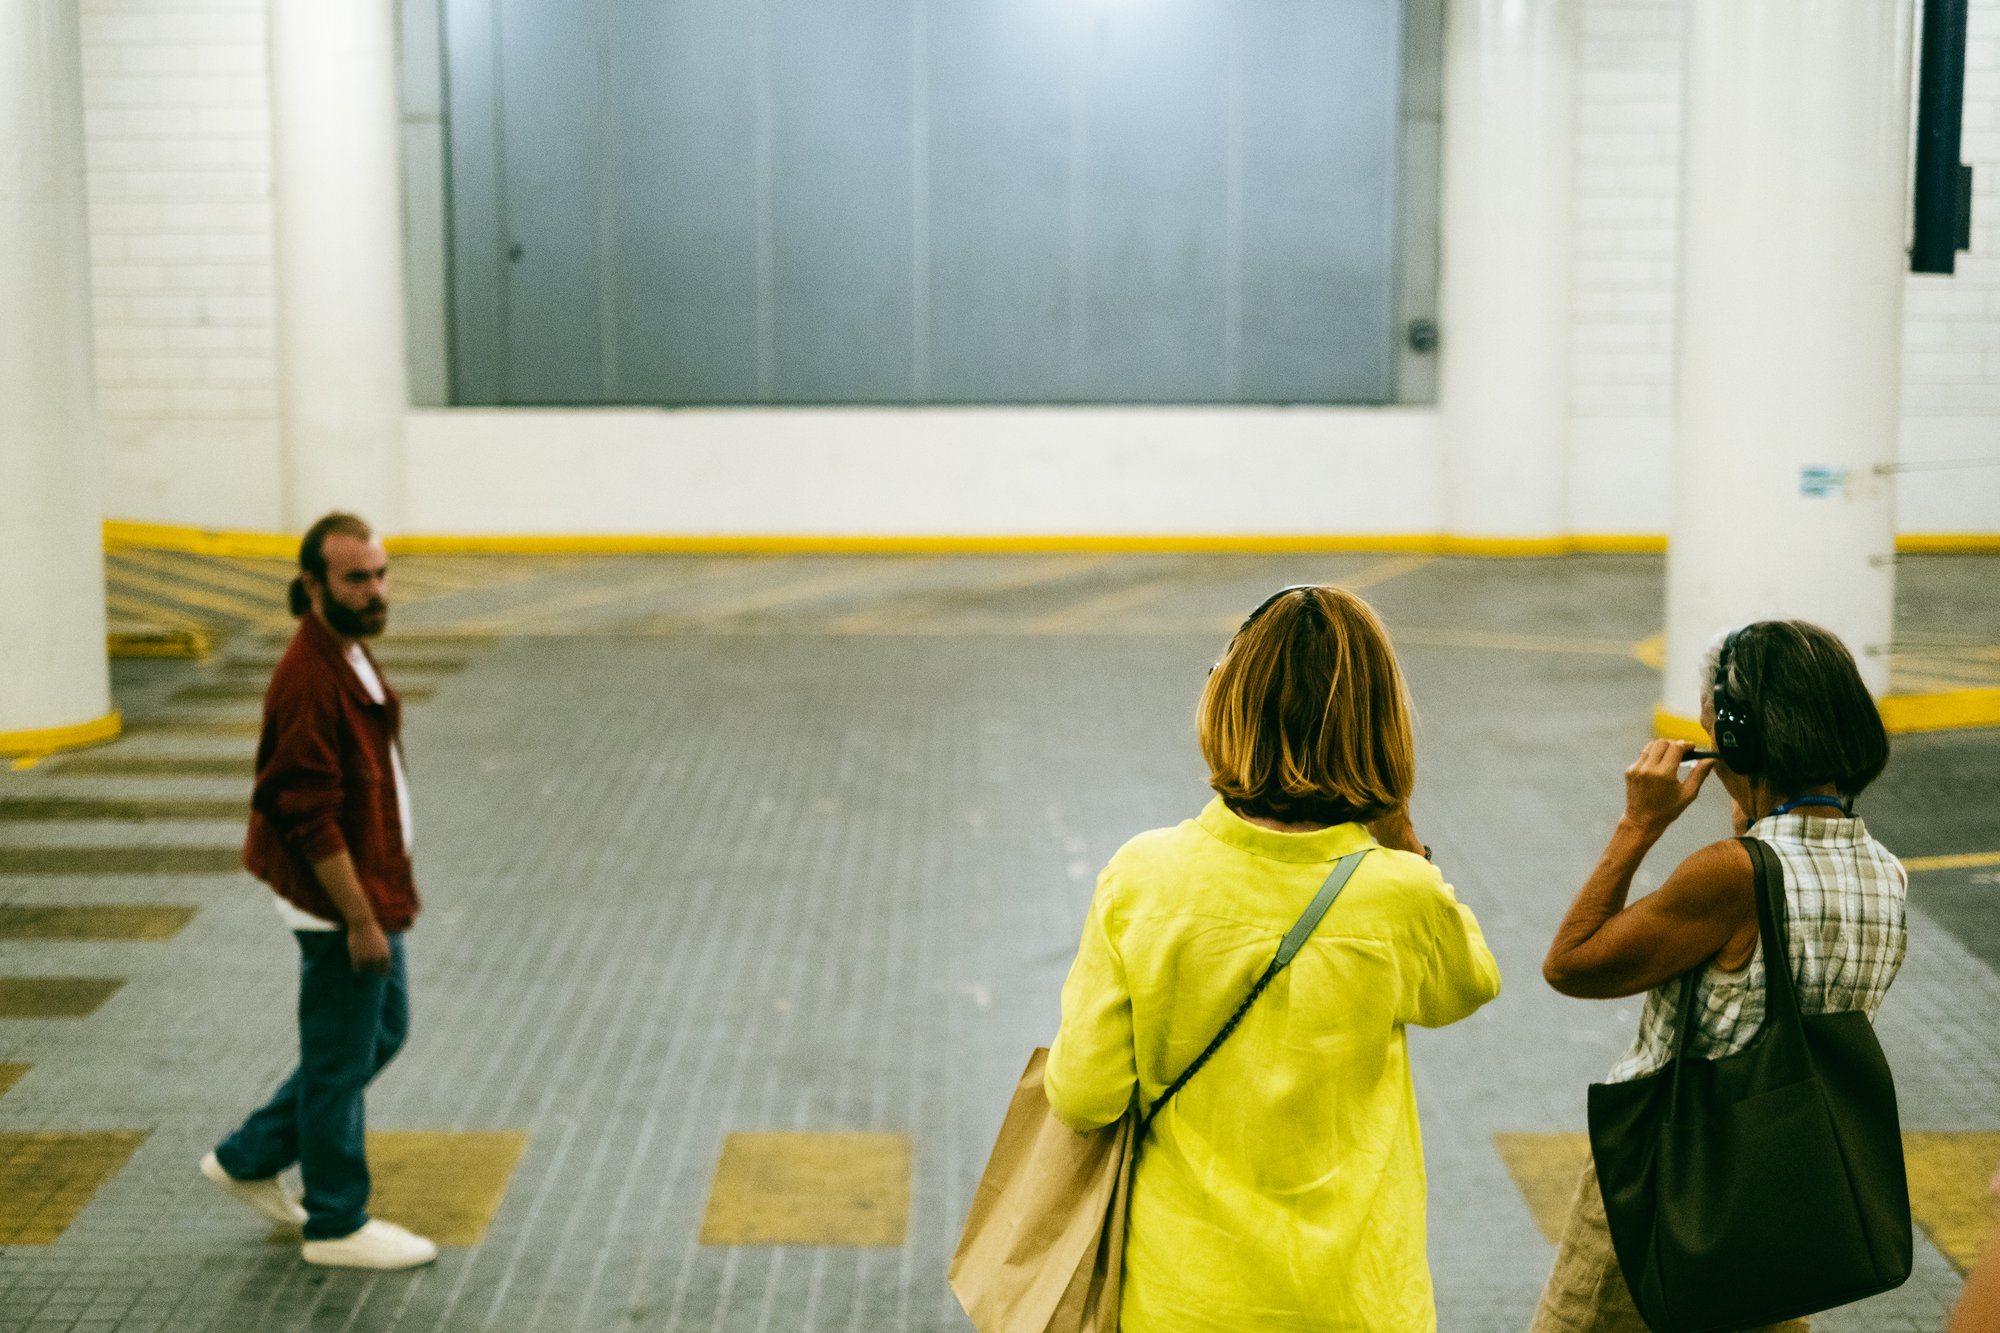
top-left (270, 0), bottom-right (410, 529)
top-left (1437, 0), bottom-right (1577, 546)
top-left (1659, 0), bottom-right (1912, 725)
top-left (0, 0), bottom-right (116, 754)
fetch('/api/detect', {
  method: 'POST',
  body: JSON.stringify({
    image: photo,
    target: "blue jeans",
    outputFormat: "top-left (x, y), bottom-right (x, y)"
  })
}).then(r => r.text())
top-left (215, 931), bottom-right (409, 1240)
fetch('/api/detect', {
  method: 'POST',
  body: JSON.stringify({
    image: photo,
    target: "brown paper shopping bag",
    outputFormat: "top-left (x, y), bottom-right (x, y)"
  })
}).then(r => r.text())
top-left (949, 1048), bottom-right (1136, 1333)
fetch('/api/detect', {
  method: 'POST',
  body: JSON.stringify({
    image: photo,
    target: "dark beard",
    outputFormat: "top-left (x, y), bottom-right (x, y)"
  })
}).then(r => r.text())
top-left (324, 597), bottom-right (388, 639)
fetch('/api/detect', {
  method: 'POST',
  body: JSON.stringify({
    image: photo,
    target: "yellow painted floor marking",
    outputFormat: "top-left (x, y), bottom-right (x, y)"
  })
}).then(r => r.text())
top-left (108, 627), bottom-right (212, 660)
top-left (448, 558), bottom-right (774, 634)
top-left (1495, 1132), bottom-right (1592, 1244)
top-left (9, 757), bottom-right (40, 773)
top-left (826, 554), bottom-right (1117, 632)
top-left (0, 906), bottom-right (198, 940)
top-left (105, 563), bottom-right (281, 624)
top-left (106, 591), bottom-right (214, 635)
top-left (109, 547), bottom-right (292, 602)
top-left (1905, 851), bottom-right (2000, 872)
top-left (122, 718), bottom-right (263, 739)
top-left (0, 846), bottom-right (242, 875)
top-left (643, 563), bottom-right (940, 634)
top-left (1905, 1133), bottom-right (2000, 1272)
top-left (1341, 553), bottom-right (1438, 591)
top-left (0, 1064), bottom-right (26, 1098)
top-left (265, 1131), bottom-right (528, 1247)
top-left (0, 797), bottom-right (245, 822)
top-left (222, 654), bottom-right (466, 677)
top-left (1499, 1131), bottom-right (2000, 1271)
top-left (0, 978), bottom-right (125, 1018)
top-left (1632, 633), bottom-right (1667, 669)
top-left (1021, 570), bottom-right (1190, 633)
top-left (700, 1131), bottom-right (911, 1247)
top-left (0, 1131), bottom-right (148, 1244)
top-left (1388, 626), bottom-right (1642, 658)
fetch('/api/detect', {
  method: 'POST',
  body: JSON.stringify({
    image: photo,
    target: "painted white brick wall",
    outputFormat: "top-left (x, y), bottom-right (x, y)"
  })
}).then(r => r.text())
top-left (79, 0), bottom-right (283, 527)
top-left (1570, 0), bottom-right (2000, 533)
top-left (71, 0), bottom-right (1998, 536)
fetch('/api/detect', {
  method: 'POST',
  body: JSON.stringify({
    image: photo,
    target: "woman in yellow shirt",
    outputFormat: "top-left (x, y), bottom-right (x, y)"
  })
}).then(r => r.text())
top-left (1044, 584), bottom-right (1502, 1332)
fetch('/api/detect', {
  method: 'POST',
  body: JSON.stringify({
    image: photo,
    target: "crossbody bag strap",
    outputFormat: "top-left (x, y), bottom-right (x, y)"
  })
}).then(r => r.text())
top-left (1138, 847), bottom-right (1372, 1139)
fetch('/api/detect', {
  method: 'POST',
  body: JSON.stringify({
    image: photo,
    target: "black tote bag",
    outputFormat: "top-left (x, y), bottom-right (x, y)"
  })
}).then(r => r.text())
top-left (1587, 836), bottom-right (1912, 1333)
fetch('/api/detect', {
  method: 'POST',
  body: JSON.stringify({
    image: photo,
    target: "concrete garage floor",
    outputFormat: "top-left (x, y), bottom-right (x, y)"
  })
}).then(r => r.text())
top-left (0, 552), bottom-right (1994, 1331)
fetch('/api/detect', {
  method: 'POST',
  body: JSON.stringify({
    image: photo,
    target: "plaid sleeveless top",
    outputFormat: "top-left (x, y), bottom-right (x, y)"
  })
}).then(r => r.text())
top-left (1605, 811), bottom-right (1907, 1084)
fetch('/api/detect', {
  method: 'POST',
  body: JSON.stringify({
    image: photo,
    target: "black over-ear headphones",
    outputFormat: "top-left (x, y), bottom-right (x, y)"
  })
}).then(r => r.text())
top-left (1710, 627), bottom-right (1764, 776)
top-left (1236, 584), bottom-right (1319, 636)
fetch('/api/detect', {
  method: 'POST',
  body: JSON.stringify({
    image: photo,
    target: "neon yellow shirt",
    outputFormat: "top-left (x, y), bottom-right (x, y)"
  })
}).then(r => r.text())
top-left (1044, 798), bottom-right (1502, 1332)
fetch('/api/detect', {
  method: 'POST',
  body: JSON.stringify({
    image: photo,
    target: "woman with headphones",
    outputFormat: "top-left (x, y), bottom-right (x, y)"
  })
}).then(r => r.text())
top-left (1531, 620), bottom-right (1908, 1331)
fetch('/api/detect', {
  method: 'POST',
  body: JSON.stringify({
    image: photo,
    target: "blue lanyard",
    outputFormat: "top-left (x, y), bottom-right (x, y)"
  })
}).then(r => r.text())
top-left (1771, 795), bottom-right (1851, 817)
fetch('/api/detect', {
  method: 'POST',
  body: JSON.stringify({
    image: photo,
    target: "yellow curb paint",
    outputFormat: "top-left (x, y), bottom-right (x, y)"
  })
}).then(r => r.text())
top-left (1659, 691), bottom-right (2000, 740)
top-left (1651, 707), bottom-right (1714, 745)
top-left (0, 1064), bottom-right (26, 1099)
top-left (1631, 633), bottom-right (1667, 670)
top-left (0, 711), bottom-right (122, 760)
top-left (1896, 533), bottom-right (2000, 554)
top-left (1903, 851), bottom-right (2000, 872)
top-left (1878, 689), bottom-right (2000, 734)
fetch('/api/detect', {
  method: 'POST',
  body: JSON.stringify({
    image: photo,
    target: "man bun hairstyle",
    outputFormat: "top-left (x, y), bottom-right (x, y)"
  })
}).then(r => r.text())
top-left (1706, 620), bottom-right (1889, 798)
top-left (1197, 585), bottom-right (1416, 827)
top-left (290, 512), bottom-right (373, 617)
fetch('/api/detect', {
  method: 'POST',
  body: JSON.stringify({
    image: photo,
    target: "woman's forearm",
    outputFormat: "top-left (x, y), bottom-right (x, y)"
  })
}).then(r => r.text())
top-left (1543, 817), bottom-right (1662, 988)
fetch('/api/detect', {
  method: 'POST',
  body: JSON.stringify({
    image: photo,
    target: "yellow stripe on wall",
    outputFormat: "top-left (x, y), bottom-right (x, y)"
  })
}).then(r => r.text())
top-left (104, 519), bottom-right (2000, 558)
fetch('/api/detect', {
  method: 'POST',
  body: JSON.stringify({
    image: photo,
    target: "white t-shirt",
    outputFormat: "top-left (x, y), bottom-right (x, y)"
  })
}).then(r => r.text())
top-left (273, 644), bottom-right (414, 932)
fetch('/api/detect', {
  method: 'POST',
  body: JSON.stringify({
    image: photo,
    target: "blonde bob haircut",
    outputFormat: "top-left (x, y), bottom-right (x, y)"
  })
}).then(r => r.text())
top-left (1197, 585), bottom-right (1415, 827)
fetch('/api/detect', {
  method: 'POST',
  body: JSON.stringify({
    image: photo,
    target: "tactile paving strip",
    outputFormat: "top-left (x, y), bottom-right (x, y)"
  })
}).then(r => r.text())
top-left (1905, 1132), bottom-right (2000, 1271)
top-left (1500, 1130), bottom-right (2000, 1273)
top-left (259, 1131), bottom-right (529, 1248)
top-left (51, 756), bottom-right (251, 778)
top-left (0, 847), bottom-right (241, 876)
top-left (699, 1132), bottom-right (912, 1247)
top-left (0, 1132), bottom-right (149, 1244)
top-left (0, 906), bottom-right (198, 941)
top-left (0, 978), bottom-right (125, 1018)
top-left (0, 797), bottom-right (247, 823)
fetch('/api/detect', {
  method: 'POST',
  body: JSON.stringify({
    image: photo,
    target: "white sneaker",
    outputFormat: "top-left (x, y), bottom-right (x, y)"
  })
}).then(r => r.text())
top-left (301, 1218), bottom-right (439, 1270)
top-left (200, 1151), bottom-right (307, 1227)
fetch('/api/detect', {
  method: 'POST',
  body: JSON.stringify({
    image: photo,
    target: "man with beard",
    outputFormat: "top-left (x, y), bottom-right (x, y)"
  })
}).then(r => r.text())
top-left (199, 511), bottom-right (436, 1269)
